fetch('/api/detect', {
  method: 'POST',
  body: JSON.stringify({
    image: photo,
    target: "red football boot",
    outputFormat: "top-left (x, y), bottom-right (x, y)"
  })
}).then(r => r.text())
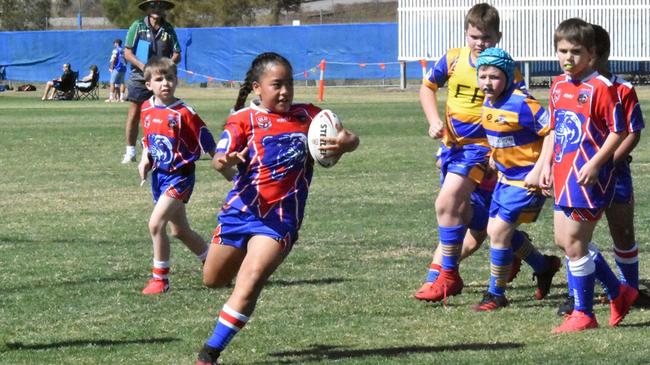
top-left (413, 269), bottom-right (463, 302)
top-left (552, 310), bottom-right (598, 333)
top-left (609, 283), bottom-right (638, 326)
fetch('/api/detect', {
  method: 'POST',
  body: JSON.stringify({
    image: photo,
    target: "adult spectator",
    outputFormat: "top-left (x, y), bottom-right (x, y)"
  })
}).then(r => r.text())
top-left (107, 39), bottom-right (127, 102)
top-left (76, 65), bottom-right (99, 88)
top-left (41, 63), bottom-right (75, 100)
top-left (121, 0), bottom-right (181, 164)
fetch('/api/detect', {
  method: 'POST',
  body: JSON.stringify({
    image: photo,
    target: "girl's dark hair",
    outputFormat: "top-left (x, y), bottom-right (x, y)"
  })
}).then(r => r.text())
top-left (233, 52), bottom-right (293, 111)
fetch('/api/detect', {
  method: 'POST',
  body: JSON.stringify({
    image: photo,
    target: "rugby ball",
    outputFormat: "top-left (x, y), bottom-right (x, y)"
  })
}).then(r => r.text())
top-left (308, 109), bottom-right (341, 168)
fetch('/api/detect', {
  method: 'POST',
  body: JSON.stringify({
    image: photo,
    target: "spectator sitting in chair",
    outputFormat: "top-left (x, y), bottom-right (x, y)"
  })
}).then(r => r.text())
top-left (42, 63), bottom-right (75, 100)
top-left (76, 65), bottom-right (99, 89)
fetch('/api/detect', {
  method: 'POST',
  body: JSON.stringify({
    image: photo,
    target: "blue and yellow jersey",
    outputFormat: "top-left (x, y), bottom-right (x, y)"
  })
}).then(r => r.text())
top-left (423, 47), bottom-right (525, 148)
top-left (482, 88), bottom-right (550, 183)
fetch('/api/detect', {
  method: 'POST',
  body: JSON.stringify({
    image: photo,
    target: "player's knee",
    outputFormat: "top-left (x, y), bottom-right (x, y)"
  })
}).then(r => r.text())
top-left (203, 274), bottom-right (229, 289)
top-left (148, 219), bottom-right (165, 237)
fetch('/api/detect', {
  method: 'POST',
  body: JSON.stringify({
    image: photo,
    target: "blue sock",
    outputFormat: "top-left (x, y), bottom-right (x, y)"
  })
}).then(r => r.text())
top-left (438, 224), bottom-right (466, 270)
top-left (425, 263), bottom-right (441, 283)
top-left (565, 256), bottom-right (574, 298)
top-left (206, 304), bottom-right (249, 351)
top-left (511, 230), bottom-right (546, 273)
top-left (569, 255), bottom-right (596, 316)
top-left (614, 243), bottom-right (639, 289)
top-left (589, 243), bottom-right (620, 300)
top-left (488, 247), bottom-right (513, 297)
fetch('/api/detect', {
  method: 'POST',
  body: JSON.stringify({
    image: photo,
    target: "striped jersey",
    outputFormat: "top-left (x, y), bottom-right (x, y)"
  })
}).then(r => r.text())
top-left (141, 97), bottom-right (216, 173)
top-left (549, 72), bottom-right (626, 208)
top-left (482, 87), bottom-right (550, 182)
top-left (423, 47), bottom-right (525, 148)
top-left (216, 101), bottom-right (321, 230)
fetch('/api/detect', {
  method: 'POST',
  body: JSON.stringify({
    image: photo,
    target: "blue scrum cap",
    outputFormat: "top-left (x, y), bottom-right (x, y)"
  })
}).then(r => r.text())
top-left (476, 47), bottom-right (515, 86)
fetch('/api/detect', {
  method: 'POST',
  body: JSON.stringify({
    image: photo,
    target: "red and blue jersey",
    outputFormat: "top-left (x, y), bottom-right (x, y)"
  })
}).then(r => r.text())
top-left (611, 75), bottom-right (645, 133)
top-left (141, 97), bottom-right (216, 173)
top-left (549, 72), bottom-right (626, 208)
top-left (216, 101), bottom-right (321, 231)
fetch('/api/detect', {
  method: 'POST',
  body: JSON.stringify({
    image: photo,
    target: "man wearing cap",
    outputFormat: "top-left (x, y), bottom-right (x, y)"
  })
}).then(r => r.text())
top-left (121, 0), bottom-right (181, 164)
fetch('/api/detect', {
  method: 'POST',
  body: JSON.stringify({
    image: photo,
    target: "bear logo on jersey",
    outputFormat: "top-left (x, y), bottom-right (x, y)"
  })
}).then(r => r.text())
top-left (553, 109), bottom-right (583, 163)
top-left (261, 133), bottom-right (307, 180)
top-left (148, 135), bottom-right (175, 168)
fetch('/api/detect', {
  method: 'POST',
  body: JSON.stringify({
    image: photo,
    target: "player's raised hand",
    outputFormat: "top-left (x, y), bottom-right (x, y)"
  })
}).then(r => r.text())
top-left (212, 147), bottom-right (249, 181)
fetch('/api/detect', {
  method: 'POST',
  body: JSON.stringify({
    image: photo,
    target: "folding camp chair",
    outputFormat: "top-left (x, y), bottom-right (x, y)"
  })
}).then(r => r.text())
top-left (53, 71), bottom-right (78, 100)
top-left (75, 71), bottom-right (100, 100)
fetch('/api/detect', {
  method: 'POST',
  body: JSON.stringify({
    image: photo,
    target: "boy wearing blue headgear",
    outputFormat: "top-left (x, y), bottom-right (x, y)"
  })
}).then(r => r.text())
top-left (473, 47), bottom-right (558, 310)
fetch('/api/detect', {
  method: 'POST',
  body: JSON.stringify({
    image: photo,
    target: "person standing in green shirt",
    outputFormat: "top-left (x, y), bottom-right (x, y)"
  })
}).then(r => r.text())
top-left (122, 0), bottom-right (181, 164)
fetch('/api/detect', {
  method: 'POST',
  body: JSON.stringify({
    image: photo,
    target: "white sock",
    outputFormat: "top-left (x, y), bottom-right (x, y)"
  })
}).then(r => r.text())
top-left (126, 145), bottom-right (136, 156)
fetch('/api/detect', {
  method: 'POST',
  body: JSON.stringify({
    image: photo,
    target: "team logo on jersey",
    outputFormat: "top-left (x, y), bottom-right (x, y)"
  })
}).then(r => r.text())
top-left (578, 90), bottom-right (591, 105)
top-left (144, 115), bottom-right (151, 128)
top-left (167, 114), bottom-right (178, 129)
top-left (149, 135), bottom-right (174, 167)
top-left (257, 116), bottom-right (272, 130)
top-left (261, 133), bottom-right (307, 180)
top-left (553, 109), bottom-right (583, 162)
top-left (495, 114), bottom-right (508, 124)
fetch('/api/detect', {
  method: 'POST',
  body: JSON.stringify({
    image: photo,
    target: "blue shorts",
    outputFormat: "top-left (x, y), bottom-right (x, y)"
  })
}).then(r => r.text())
top-left (468, 184), bottom-right (492, 231)
top-left (111, 69), bottom-right (126, 85)
top-left (439, 144), bottom-right (490, 185)
top-left (612, 157), bottom-right (633, 204)
top-left (437, 145), bottom-right (492, 231)
top-left (211, 207), bottom-right (297, 254)
top-left (490, 181), bottom-right (546, 224)
top-left (126, 77), bottom-right (152, 103)
top-left (554, 205), bottom-right (604, 222)
top-left (151, 170), bottom-right (195, 204)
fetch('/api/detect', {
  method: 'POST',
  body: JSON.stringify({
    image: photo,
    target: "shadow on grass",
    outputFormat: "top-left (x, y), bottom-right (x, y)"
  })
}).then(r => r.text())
top-left (2, 273), bottom-right (141, 294)
top-left (265, 342), bottom-right (524, 363)
top-left (4, 337), bottom-right (180, 351)
top-left (619, 320), bottom-right (650, 328)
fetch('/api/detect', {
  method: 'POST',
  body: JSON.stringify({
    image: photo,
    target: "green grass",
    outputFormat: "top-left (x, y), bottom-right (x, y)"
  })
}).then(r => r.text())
top-left (1, 86), bottom-right (650, 364)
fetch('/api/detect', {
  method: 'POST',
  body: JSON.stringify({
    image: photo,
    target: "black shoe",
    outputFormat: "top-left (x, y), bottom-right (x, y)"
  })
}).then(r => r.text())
top-left (557, 295), bottom-right (574, 316)
top-left (473, 292), bottom-right (509, 311)
top-left (633, 289), bottom-right (650, 308)
top-left (533, 255), bottom-right (561, 300)
top-left (196, 344), bottom-right (220, 365)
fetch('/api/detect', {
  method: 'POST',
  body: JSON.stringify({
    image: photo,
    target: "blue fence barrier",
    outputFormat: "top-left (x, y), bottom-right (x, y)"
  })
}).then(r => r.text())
top-left (1, 22), bottom-right (648, 83)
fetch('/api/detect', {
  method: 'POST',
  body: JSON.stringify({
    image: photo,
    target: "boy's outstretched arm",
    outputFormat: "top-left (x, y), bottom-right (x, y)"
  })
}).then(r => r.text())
top-left (419, 84), bottom-right (445, 139)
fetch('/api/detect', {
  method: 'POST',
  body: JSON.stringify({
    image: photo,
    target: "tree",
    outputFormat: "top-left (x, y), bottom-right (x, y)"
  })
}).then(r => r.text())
top-left (0, 0), bottom-right (50, 31)
top-left (265, 0), bottom-right (301, 25)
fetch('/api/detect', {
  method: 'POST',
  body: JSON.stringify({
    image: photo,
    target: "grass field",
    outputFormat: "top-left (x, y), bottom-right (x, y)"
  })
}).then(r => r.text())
top-left (1, 85), bottom-right (650, 364)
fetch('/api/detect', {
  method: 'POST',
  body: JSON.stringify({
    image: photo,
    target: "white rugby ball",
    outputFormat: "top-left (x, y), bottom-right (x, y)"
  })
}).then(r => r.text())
top-left (308, 109), bottom-right (341, 168)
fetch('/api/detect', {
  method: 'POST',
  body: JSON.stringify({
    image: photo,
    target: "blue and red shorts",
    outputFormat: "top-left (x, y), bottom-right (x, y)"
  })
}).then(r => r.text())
top-left (555, 205), bottom-right (604, 222)
top-left (151, 169), bottom-right (195, 204)
top-left (211, 206), bottom-right (297, 254)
